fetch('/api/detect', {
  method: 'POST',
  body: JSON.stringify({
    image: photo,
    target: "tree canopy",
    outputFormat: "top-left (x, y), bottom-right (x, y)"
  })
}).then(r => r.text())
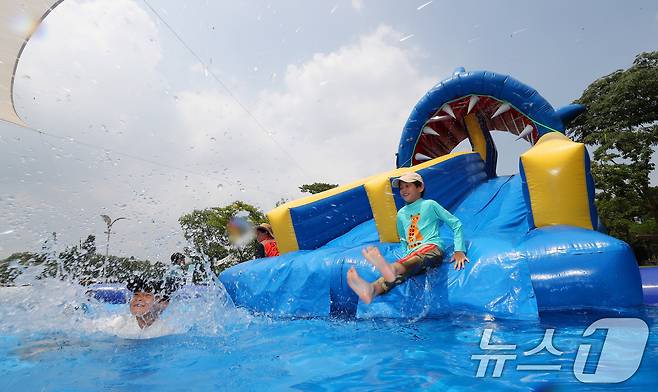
top-left (0, 234), bottom-right (166, 286)
top-left (299, 182), bottom-right (338, 194)
top-left (567, 51), bottom-right (658, 262)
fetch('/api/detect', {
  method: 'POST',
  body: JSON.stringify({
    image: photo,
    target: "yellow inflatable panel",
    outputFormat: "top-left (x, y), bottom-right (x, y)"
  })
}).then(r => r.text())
top-left (364, 176), bottom-right (398, 243)
top-left (267, 206), bottom-right (298, 254)
top-left (520, 132), bottom-right (593, 229)
top-left (464, 113), bottom-right (487, 162)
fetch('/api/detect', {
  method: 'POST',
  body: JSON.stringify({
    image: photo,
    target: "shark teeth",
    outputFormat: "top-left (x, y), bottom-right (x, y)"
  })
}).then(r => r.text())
top-left (440, 103), bottom-right (456, 119)
top-left (467, 96), bottom-right (479, 114)
top-left (415, 153), bottom-right (432, 161)
top-left (422, 126), bottom-right (440, 136)
top-left (516, 124), bottom-right (534, 140)
top-left (491, 103), bottom-right (511, 118)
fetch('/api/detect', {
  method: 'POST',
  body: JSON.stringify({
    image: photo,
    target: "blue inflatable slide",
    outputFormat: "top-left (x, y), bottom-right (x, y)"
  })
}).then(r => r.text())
top-left (219, 68), bottom-right (644, 321)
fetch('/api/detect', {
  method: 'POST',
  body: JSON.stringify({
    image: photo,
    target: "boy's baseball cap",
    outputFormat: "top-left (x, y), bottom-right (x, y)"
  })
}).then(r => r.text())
top-left (392, 172), bottom-right (424, 188)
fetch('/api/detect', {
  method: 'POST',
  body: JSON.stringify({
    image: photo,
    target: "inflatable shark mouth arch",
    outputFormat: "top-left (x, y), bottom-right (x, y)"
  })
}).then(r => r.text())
top-left (220, 68), bottom-right (644, 321)
top-left (397, 68), bottom-right (586, 175)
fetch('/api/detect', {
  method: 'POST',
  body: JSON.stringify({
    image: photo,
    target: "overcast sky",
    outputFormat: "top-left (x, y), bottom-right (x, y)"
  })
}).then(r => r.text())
top-left (1, 0), bottom-right (657, 262)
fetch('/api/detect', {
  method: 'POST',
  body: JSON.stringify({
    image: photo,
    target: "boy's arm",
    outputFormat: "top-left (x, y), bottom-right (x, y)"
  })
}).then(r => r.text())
top-left (255, 242), bottom-right (265, 259)
top-left (432, 202), bottom-right (469, 270)
top-left (433, 203), bottom-right (466, 252)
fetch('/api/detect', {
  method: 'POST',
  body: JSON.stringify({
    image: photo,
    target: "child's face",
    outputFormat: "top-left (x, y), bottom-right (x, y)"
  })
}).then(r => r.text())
top-left (399, 181), bottom-right (423, 203)
top-left (130, 291), bottom-right (157, 317)
top-left (256, 229), bottom-right (271, 242)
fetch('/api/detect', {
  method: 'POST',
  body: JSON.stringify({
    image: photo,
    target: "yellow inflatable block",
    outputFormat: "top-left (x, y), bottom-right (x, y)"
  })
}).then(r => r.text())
top-left (520, 132), bottom-right (593, 229)
top-left (464, 113), bottom-right (487, 163)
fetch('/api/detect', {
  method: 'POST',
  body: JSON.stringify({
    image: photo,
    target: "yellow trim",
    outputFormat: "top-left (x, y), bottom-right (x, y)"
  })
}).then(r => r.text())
top-left (270, 151), bottom-right (478, 253)
top-left (520, 132), bottom-right (592, 229)
top-left (464, 113), bottom-right (487, 162)
top-left (267, 207), bottom-right (298, 253)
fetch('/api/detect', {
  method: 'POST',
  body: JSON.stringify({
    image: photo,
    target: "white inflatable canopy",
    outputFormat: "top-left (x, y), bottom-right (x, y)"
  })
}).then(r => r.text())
top-left (0, 0), bottom-right (64, 126)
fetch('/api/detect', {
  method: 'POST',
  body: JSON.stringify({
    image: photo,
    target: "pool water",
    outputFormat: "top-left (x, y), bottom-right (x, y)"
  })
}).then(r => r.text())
top-left (1, 282), bottom-right (656, 391)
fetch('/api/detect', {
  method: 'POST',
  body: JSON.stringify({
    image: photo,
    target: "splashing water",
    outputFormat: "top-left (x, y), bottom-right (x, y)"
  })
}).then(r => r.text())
top-left (0, 268), bottom-right (245, 340)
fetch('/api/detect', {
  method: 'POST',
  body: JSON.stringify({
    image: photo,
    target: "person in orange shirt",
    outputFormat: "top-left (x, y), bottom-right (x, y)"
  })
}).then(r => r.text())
top-left (255, 223), bottom-right (280, 258)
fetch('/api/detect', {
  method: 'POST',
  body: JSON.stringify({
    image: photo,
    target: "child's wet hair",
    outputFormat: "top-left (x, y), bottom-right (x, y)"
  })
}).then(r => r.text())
top-left (127, 277), bottom-right (180, 301)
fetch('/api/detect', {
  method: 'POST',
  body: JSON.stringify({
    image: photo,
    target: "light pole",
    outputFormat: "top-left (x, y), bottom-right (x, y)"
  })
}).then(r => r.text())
top-left (100, 215), bottom-right (127, 281)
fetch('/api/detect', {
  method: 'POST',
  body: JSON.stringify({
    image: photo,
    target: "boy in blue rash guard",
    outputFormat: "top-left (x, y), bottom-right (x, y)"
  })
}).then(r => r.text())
top-left (347, 172), bottom-right (469, 304)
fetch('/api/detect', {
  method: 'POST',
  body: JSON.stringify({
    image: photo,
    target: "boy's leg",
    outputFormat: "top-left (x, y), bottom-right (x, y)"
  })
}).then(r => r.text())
top-left (375, 246), bottom-right (444, 294)
top-left (362, 246), bottom-right (398, 282)
top-left (347, 267), bottom-right (386, 305)
top-left (350, 245), bottom-right (443, 303)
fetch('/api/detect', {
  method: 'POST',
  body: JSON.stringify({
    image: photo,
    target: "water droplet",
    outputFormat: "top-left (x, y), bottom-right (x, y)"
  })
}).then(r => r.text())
top-left (417, 1), bottom-right (432, 10)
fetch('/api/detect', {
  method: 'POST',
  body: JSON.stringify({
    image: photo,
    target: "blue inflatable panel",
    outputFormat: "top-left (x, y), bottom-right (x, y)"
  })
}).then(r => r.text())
top-left (517, 226), bottom-right (644, 310)
top-left (640, 267), bottom-right (658, 306)
top-left (221, 249), bottom-right (345, 317)
top-left (291, 185), bottom-right (373, 250)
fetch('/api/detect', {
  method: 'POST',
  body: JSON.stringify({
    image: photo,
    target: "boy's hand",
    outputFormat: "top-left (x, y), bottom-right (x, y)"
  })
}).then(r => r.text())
top-left (450, 251), bottom-right (469, 271)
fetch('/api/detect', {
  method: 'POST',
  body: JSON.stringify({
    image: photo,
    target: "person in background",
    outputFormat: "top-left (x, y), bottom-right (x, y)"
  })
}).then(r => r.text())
top-left (254, 223), bottom-right (280, 258)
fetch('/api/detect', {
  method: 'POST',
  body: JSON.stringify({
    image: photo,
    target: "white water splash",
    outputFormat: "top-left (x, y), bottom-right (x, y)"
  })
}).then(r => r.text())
top-left (0, 273), bottom-right (245, 340)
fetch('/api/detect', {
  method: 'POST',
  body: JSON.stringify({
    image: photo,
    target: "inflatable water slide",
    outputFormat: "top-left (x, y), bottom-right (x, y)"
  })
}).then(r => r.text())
top-left (220, 68), bottom-right (645, 321)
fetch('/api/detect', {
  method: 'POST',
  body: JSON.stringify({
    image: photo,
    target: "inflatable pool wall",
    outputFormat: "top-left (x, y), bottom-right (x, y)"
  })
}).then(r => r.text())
top-left (220, 68), bottom-right (644, 320)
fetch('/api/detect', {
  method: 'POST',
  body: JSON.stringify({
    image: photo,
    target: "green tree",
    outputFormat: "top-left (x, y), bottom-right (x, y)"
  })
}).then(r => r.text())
top-left (274, 197), bottom-right (289, 207)
top-left (178, 201), bottom-right (266, 273)
top-left (0, 234), bottom-right (165, 286)
top-left (0, 252), bottom-right (46, 285)
top-left (299, 182), bottom-right (338, 194)
top-left (567, 51), bottom-right (658, 262)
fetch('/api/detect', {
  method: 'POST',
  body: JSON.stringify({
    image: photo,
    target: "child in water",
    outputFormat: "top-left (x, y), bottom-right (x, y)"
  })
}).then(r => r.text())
top-left (347, 172), bottom-right (469, 304)
top-left (127, 277), bottom-right (178, 329)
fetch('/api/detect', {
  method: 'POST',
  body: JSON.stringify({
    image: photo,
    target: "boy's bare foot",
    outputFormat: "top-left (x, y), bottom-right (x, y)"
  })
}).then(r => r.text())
top-left (361, 246), bottom-right (396, 283)
top-left (347, 267), bottom-right (375, 304)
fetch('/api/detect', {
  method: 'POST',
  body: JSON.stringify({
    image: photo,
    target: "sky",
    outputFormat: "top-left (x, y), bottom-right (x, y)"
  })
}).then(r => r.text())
top-left (1, 0), bottom-right (657, 262)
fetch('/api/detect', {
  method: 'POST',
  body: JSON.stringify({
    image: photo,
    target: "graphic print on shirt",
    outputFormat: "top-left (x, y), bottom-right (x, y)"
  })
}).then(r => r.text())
top-left (407, 213), bottom-right (424, 249)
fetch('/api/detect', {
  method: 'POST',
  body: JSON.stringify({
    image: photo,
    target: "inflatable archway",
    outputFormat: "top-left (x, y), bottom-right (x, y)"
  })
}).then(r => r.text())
top-left (220, 68), bottom-right (644, 320)
top-left (396, 68), bottom-right (586, 174)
